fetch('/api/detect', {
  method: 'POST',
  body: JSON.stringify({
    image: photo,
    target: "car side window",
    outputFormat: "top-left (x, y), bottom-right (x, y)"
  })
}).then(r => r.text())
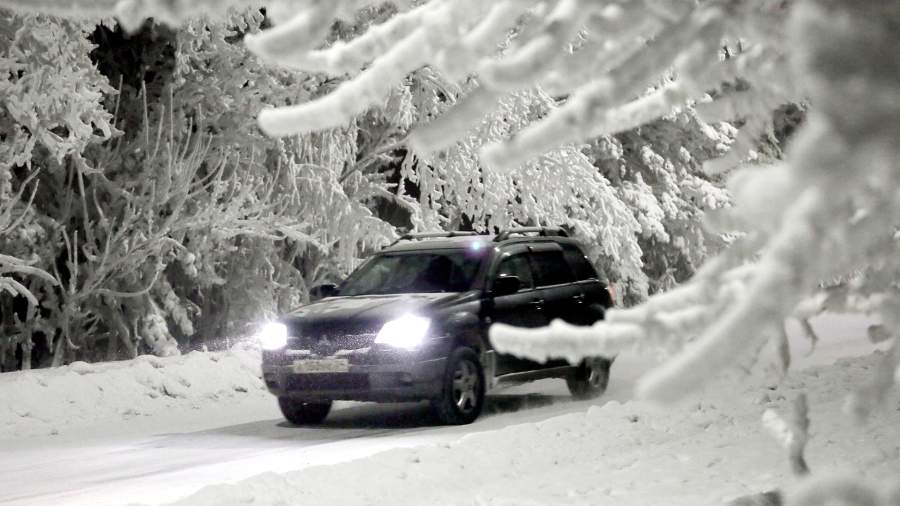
top-left (561, 244), bottom-right (600, 281)
top-left (495, 253), bottom-right (535, 291)
top-left (529, 249), bottom-right (575, 287)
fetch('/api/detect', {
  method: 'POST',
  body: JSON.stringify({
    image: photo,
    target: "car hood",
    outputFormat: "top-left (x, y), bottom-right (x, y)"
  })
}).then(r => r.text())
top-left (284, 292), bottom-right (469, 336)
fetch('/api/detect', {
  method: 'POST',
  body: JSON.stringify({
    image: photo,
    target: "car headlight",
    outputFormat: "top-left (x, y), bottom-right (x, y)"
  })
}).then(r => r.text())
top-left (375, 315), bottom-right (431, 349)
top-left (258, 322), bottom-right (288, 350)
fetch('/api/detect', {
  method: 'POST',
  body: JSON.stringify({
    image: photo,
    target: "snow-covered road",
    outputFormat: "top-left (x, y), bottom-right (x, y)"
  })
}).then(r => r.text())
top-left (0, 314), bottom-right (889, 506)
top-left (0, 350), bottom-right (654, 506)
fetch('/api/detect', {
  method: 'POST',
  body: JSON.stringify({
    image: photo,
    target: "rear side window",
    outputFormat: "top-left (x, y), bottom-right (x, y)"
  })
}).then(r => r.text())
top-left (529, 250), bottom-right (575, 287)
top-left (561, 244), bottom-right (600, 281)
top-left (495, 253), bottom-right (534, 290)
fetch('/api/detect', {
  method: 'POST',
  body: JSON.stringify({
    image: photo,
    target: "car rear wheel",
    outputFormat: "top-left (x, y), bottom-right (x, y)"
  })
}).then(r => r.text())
top-left (566, 357), bottom-right (611, 400)
top-left (432, 347), bottom-right (485, 425)
top-left (278, 397), bottom-right (332, 425)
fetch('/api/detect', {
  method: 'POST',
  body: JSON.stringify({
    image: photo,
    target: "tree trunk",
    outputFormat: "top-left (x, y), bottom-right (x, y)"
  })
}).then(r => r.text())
top-left (20, 332), bottom-right (32, 370)
top-left (51, 325), bottom-right (66, 367)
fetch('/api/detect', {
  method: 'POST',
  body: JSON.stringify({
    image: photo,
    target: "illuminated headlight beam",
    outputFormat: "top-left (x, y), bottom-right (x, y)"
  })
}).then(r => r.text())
top-left (375, 315), bottom-right (431, 349)
top-left (258, 322), bottom-right (288, 350)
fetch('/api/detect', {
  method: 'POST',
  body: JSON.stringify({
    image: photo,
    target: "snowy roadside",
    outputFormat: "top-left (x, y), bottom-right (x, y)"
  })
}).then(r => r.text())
top-left (0, 313), bottom-right (894, 506)
top-left (0, 313), bottom-right (877, 441)
top-left (0, 342), bottom-right (269, 440)
top-left (164, 348), bottom-right (900, 506)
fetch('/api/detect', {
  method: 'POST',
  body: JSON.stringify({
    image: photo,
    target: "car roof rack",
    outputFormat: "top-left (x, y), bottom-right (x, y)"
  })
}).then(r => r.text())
top-left (386, 231), bottom-right (482, 247)
top-left (493, 227), bottom-right (569, 242)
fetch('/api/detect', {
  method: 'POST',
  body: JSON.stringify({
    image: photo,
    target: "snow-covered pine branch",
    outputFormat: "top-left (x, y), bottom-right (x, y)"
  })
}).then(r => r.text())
top-left (3, 0), bottom-right (897, 415)
top-left (0, 0), bottom-right (250, 30)
top-left (492, 0), bottom-right (900, 407)
top-left (14, 1), bottom-right (789, 173)
top-left (237, 0), bottom-right (796, 175)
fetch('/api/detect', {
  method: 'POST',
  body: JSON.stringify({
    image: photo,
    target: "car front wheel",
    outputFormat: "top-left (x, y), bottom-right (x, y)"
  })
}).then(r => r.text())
top-left (566, 357), bottom-right (611, 400)
top-left (431, 347), bottom-right (485, 425)
top-left (278, 397), bottom-right (332, 425)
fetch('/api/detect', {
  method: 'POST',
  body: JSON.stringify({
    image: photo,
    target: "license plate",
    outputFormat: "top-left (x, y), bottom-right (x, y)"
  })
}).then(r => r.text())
top-left (292, 359), bottom-right (350, 374)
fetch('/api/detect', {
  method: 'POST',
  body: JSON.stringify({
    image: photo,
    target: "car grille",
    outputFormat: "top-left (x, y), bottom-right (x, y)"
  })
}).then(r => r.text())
top-left (287, 332), bottom-right (376, 356)
top-left (285, 373), bottom-right (369, 391)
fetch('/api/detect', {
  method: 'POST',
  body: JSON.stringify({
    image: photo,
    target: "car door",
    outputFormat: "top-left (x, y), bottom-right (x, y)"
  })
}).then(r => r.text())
top-left (527, 242), bottom-right (580, 325)
top-left (560, 242), bottom-right (610, 325)
top-left (484, 246), bottom-right (549, 375)
top-left (522, 243), bottom-right (582, 370)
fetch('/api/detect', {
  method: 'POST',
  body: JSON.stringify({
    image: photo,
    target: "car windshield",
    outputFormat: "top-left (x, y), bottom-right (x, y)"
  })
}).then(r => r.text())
top-left (339, 249), bottom-right (484, 296)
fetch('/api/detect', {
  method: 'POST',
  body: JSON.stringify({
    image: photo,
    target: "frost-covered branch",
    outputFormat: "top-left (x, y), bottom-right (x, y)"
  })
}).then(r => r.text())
top-left (0, 170), bottom-right (57, 306)
top-left (239, 0), bottom-right (773, 172)
top-left (762, 394), bottom-right (811, 477)
top-left (491, 0), bottom-right (900, 404)
top-left (786, 474), bottom-right (900, 506)
top-left (12, 0), bottom-right (787, 174)
top-left (0, 0), bottom-right (252, 30)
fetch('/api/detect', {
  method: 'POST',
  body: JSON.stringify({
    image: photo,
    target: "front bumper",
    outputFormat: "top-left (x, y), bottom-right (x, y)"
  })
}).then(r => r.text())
top-left (262, 338), bottom-right (452, 402)
top-left (262, 357), bottom-right (446, 402)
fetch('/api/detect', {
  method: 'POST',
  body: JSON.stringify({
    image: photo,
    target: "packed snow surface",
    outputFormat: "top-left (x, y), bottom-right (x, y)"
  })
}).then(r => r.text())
top-left (0, 314), bottom-right (896, 506)
top-left (165, 348), bottom-right (900, 505)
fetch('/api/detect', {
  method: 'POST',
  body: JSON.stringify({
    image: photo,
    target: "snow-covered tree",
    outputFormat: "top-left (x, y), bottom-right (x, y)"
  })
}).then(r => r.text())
top-left (390, 58), bottom-right (735, 305)
top-left (485, 0), bottom-right (900, 415)
top-left (161, 8), bottom-right (397, 341)
top-left (3, 0), bottom-right (898, 501)
top-left (6, 0), bottom-right (892, 500)
top-left (80, 0), bottom-right (891, 415)
top-left (192, 0), bottom-right (821, 408)
top-left (0, 1), bottom-right (740, 370)
top-left (0, 7), bottom-right (401, 367)
top-left (584, 110), bottom-right (734, 303)
top-left (403, 78), bottom-right (646, 291)
top-left (0, 12), bottom-right (117, 368)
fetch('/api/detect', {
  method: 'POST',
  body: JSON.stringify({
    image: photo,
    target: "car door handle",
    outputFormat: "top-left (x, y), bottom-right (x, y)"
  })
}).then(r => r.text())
top-left (572, 294), bottom-right (585, 303)
top-left (530, 298), bottom-right (545, 308)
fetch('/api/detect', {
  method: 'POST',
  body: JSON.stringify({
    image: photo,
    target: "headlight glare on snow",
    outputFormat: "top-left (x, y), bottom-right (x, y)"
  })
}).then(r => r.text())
top-left (258, 322), bottom-right (288, 350)
top-left (375, 315), bottom-right (431, 349)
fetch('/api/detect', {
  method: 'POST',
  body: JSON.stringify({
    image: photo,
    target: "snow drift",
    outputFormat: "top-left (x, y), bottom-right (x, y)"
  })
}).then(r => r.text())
top-left (0, 343), bottom-right (267, 439)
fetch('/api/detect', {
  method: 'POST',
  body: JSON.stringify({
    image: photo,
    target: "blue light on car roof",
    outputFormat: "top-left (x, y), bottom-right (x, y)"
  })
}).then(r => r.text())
top-left (469, 241), bottom-right (483, 251)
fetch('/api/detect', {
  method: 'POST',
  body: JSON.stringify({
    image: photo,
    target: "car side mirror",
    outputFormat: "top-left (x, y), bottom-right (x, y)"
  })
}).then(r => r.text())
top-left (310, 283), bottom-right (339, 301)
top-left (492, 276), bottom-right (521, 297)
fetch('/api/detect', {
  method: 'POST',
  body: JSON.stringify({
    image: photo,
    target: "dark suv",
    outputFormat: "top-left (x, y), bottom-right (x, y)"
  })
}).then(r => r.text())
top-left (259, 228), bottom-right (614, 425)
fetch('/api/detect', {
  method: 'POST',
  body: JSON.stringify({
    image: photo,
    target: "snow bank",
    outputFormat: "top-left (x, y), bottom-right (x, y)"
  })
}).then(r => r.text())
top-left (0, 343), bottom-right (268, 439)
top-left (166, 350), bottom-right (900, 506)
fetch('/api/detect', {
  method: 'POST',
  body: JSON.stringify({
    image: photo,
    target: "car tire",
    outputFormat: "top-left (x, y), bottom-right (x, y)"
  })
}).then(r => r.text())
top-left (278, 397), bottom-right (332, 425)
top-left (566, 357), bottom-right (611, 400)
top-left (431, 347), bottom-right (485, 425)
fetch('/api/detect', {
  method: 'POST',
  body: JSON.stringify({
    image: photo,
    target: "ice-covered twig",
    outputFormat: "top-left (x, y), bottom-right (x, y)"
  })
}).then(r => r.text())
top-left (408, 86), bottom-right (503, 153)
top-left (253, 2), bottom-right (437, 74)
top-left (540, 6), bottom-right (661, 95)
top-left (0, 0), bottom-right (118, 19)
top-left (481, 80), bottom-right (693, 170)
top-left (490, 256), bottom-right (738, 364)
top-left (762, 394), bottom-right (810, 477)
top-left (256, 1), bottom-right (482, 136)
top-left (482, 6), bottom-right (725, 170)
top-left (477, 0), bottom-right (592, 90)
top-left (435, 0), bottom-right (531, 81)
top-left (244, 2), bottom-right (339, 59)
top-left (258, 27), bottom-right (432, 135)
top-left (786, 475), bottom-right (880, 506)
top-left (844, 330), bottom-right (899, 422)
top-left (636, 188), bottom-right (821, 403)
